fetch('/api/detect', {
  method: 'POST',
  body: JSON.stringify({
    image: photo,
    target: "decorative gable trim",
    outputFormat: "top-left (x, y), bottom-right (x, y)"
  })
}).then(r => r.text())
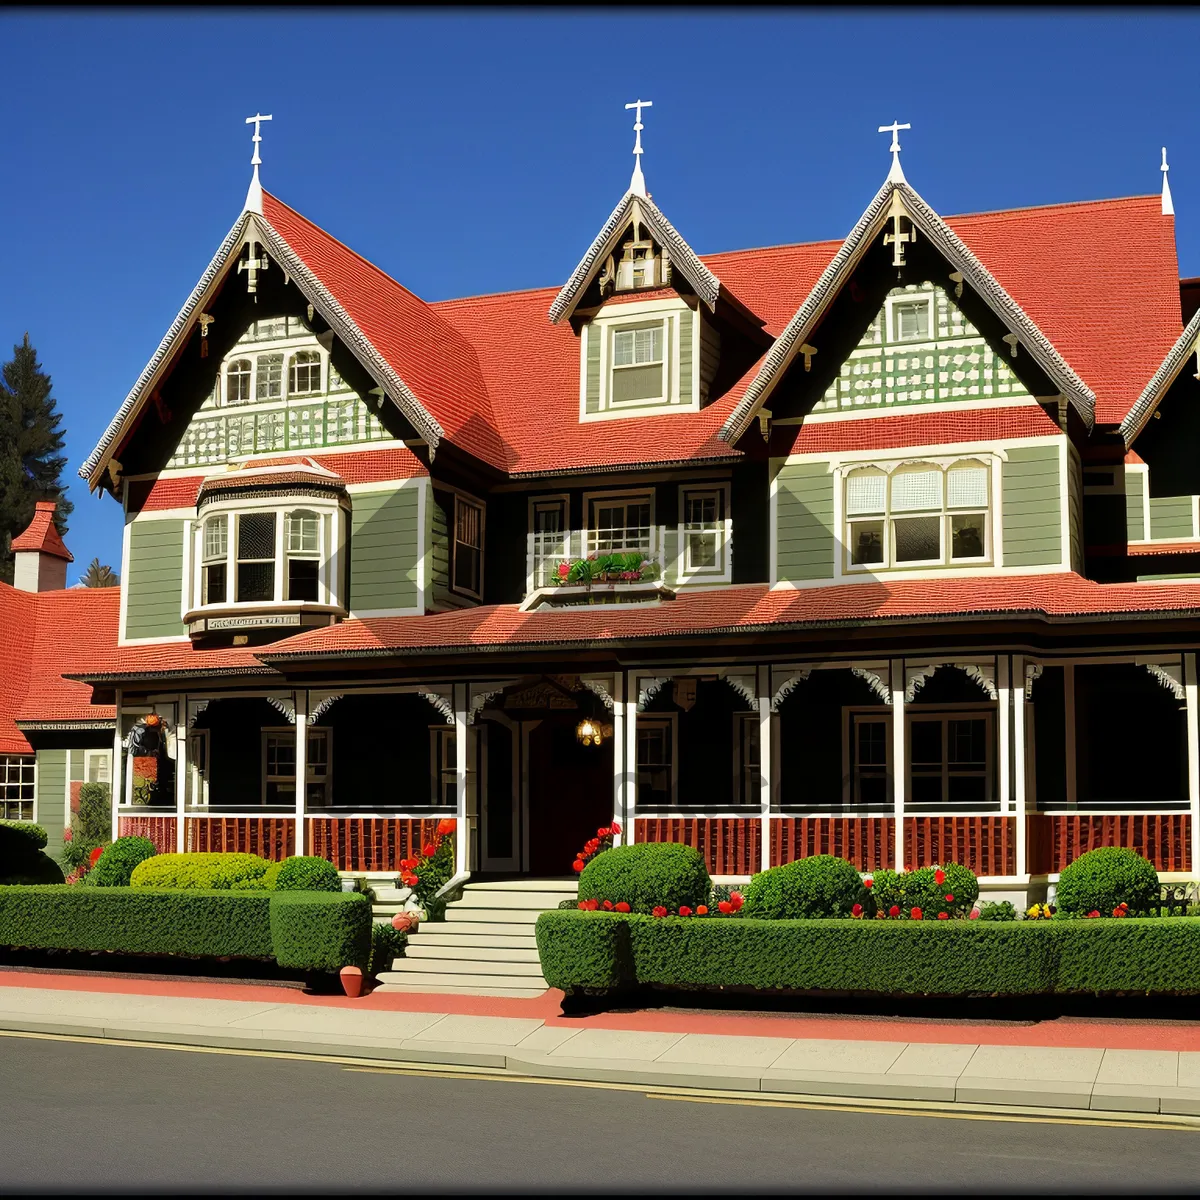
top-left (81, 209), bottom-right (446, 493)
top-left (1118, 306), bottom-right (1200, 446)
top-left (719, 180), bottom-right (1097, 445)
top-left (548, 190), bottom-right (721, 324)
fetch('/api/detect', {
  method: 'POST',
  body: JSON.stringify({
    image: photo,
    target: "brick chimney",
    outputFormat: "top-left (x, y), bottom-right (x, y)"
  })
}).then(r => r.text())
top-left (11, 501), bottom-right (72, 592)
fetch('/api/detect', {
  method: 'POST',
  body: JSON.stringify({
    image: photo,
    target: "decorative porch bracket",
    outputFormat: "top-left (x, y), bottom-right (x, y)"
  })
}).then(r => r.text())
top-left (265, 695), bottom-right (296, 724)
top-left (1137, 658), bottom-right (1187, 702)
top-left (906, 661), bottom-right (997, 703)
top-left (419, 690), bottom-right (455, 724)
top-left (771, 665), bottom-right (891, 711)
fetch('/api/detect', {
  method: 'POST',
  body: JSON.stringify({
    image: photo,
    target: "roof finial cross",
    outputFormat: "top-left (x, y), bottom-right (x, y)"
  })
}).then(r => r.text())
top-left (243, 112), bottom-right (273, 215)
top-left (625, 99), bottom-right (653, 197)
top-left (1161, 146), bottom-right (1175, 217)
top-left (878, 119), bottom-right (911, 184)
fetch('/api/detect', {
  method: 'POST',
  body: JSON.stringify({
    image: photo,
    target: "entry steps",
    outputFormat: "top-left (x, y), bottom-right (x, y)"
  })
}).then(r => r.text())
top-left (374, 879), bottom-right (575, 997)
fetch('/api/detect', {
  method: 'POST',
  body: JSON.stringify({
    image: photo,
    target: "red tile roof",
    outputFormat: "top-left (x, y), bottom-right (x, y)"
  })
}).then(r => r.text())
top-left (11, 502), bottom-right (73, 561)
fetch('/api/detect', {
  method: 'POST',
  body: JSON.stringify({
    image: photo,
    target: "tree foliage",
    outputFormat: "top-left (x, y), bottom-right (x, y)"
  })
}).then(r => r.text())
top-left (81, 557), bottom-right (119, 587)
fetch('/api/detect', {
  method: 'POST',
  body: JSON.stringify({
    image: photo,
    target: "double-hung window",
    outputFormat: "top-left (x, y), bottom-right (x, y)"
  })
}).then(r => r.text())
top-left (588, 494), bottom-right (652, 557)
top-left (733, 713), bottom-right (760, 806)
top-left (636, 716), bottom-right (675, 807)
top-left (611, 325), bottom-right (665, 404)
top-left (0, 755), bottom-right (34, 821)
top-left (452, 495), bottom-right (484, 598)
top-left (202, 517), bottom-right (229, 605)
top-left (846, 461), bottom-right (990, 570)
top-left (84, 750), bottom-right (111, 785)
top-left (681, 487), bottom-right (727, 576)
top-left (530, 498), bottom-right (568, 589)
top-left (225, 359), bottom-right (252, 406)
top-left (263, 730), bottom-right (330, 807)
top-left (256, 353), bottom-right (284, 402)
top-left (908, 712), bottom-right (992, 811)
top-left (236, 513), bottom-right (277, 602)
top-left (430, 727), bottom-right (457, 807)
top-left (285, 511), bottom-right (320, 601)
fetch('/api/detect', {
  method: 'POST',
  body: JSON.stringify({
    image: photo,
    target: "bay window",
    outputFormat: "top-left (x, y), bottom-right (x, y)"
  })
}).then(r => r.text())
top-left (286, 511), bottom-right (320, 601)
top-left (202, 517), bottom-right (228, 605)
top-left (636, 716), bottom-right (675, 807)
top-left (236, 513), bottom-right (277, 602)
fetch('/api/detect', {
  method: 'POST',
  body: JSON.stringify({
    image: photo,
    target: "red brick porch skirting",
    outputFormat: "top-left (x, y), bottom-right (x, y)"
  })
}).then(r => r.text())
top-left (770, 817), bottom-right (895, 871)
top-left (634, 818), bottom-right (760, 876)
top-left (117, 816), bottom-right (177, 855)
top-left (1027, 813), bottom-right (1192, 874)
top-left (904, 816), bottom-right (1015, 877)
top-left (306, 817), bottom-right (440, 873)
top-left (184, 817), bottom-right (295, 860)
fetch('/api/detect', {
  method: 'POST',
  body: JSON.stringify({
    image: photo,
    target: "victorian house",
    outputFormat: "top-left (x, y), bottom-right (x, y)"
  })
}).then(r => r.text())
top-left (7, 115), bottom-right (1200, 964)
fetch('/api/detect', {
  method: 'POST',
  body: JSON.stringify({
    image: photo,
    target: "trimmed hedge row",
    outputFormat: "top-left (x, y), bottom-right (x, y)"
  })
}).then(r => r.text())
top-left (535, 911), bottom-right (1200, 996)
top-left (0, 886), bottom-right (372, 971)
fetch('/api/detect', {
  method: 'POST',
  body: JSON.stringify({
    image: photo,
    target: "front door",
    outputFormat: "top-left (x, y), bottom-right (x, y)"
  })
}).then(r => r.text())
top-left (526, 715), bottom-right (614, 876)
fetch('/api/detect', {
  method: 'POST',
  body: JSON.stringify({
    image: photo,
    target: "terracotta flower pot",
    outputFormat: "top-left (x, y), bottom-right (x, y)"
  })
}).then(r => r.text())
top-left (339, 965), bottom-right (364, 998)
top-left (391, 912), bottom-right (413, 934)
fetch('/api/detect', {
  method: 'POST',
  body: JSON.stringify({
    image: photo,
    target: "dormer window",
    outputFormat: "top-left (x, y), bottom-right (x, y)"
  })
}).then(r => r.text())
top-left (289, 350), bottom-right (322, 397)
top-left (226, 359), bottom-right (252, 406)
top-left (256, 353), bottom-right (284, 402)
top-left (888, 295), bottom-right (932, 342)
top-left (612, 325), bottom-right (665, 404)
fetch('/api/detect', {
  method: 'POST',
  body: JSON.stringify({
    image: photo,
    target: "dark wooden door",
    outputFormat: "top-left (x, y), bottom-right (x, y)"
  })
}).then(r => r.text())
top-left (527, 717), bottom-right (614, 876)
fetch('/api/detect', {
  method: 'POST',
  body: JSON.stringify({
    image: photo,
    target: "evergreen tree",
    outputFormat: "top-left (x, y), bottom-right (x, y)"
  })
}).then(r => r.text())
top-left (0, 334), bottom-right (73, 584)
top-left (81, 558), bottom-right (119, 588)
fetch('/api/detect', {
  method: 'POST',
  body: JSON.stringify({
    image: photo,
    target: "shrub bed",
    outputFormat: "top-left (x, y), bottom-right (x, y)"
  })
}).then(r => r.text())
top-left (0, 886), bottom-right (372, 972)
top-left (535, 911), bottom-right (1200, 997)
top-left (577, 843), bottom-right (711, 914)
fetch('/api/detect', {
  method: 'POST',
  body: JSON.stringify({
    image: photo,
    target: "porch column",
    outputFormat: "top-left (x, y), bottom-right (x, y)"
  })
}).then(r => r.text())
top-left (294, 691), bottom-right (307, 858)
top-left (110, 688), bottom-right (123, 843)
top-left (624, 672), bottom-right (639, 844)
top-left (1064, 664), bottom-right (1077, 807)
top-left (890, 658), bottom-right (906, 871)
top-left (757, 664), bottom-right (772, 872)
top-left (174, 694), bottom-right (187, 853)
top-left (611, 673), bottom-right (625, 843)
top-left (454, 683), bottom-right (470, 874)
top-left (997, 658), bottom-right (1011, 814)
top-left (1186, 653), bottom-right (1200, 872)
top-left (1014, 657), bottom-right (1029, 877)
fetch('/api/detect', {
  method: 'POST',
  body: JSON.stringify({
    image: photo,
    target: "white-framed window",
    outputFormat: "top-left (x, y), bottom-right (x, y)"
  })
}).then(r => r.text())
top-left (256, 353), bottom-right (284, 402)
top-left (452, 495), bottom-right (484, 599)
top-left (262, 729), bottom-right (330, 807)
top-left (587, 493), bottom-right (654, 556)
top-left (202, 516), bottom-right (229, 605)
top-left (529, 496), bottom-right (569, 590)
top-left (636, 714), bottom-right (676, 807)
top-left (680, 485), bottom-right (729, 577)
top-left (236, 512), bottom-right (277, 602)
top-left (887, 294), bottom-right (932, 342)
top-left (908, 709), bottom-right (993, 811)
top-left (187, 729), bottom-right (209, 808)
top-left (430, 726), bottom-right (457, 807)
top-left (285, 510), bottom-right (321, 602)
top-left (225, 359), bottom-right (253, 406)
top-left (845, 460), bottom-right (990, 570)
top-left (611, 323), bottom-right (666, 404)
top-left (288, 350), bottom-right (322, 397)
top-left (733, 713), bottom-right (760, 806)
top-left (84, 750), bottom-right (112, 785)
top-left (848, 711), bottom-right (890, 808)
top-left (0, 755), bottom-right (34, 821)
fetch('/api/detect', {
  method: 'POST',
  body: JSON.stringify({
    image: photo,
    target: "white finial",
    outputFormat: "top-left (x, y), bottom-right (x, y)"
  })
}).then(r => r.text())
top-left (625, 99), bottom-right (653, 197)
top-left (879, 120), bottom-right (911, 184)
top-left (1161, 146), bottom-right (1174, 216)
top-left (243, 113), bottom-right (273, 214)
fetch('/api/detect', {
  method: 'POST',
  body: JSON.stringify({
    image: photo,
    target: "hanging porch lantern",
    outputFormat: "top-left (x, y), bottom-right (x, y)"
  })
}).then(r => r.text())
top-left (576, 718), bottom-right (603, 747)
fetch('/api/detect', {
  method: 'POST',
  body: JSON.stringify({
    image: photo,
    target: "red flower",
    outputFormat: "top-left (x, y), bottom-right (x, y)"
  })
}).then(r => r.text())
top-left (888, 905), bottom-right (900, 918)
top-left (63, 827), bottom-right (73, 842)
top-left (652, 906), bottom-right (668, 918)
top-left (572, 859), bottom-right (586, 873)
top-left (89, 846), bottom-right (104, 866)
top-left (945, 894), bottom-right (954, 903)
top-left (863, 877), bottom-right (873, 889)
top-left (577, 901), bottom-right (588, 911)
top-left (911, 906), bottom-right (923, 920)
top-left (401, 872), bottom-right (418, 888)
top-left (1087, 910), bottom-right (1101, 918)
top-left (696, 905), bottom-right (708, 915)
top-left (584, 839), bottom-right (600, 854)
top-left (556, 562), bottom-right (570, 579)
top-left (937, 912), bottom-right (949, 920)
top-left (730, 891), bottom-right (744, 912)
top-left (851, 903), bottom-right (863, 918)
top-left (934, 869), bottom-right (946, 886)
top-left (718, 900), bottom-right (733, 914)
top-left (615, 901), bottom-right (631, 913)
top-left (602, 899), bottom-right (614, 911)
top-left (597, 826), bottom-right (611, 837)
top-left (421, 842), bottom-right (437, 858)
top-left (610, 821), bottom-right (621, 834)
top-left (678, 906), bottom-right (692, 917)
top-left (969, 908), bottom-right (981, 920)
top-left (436, 818), bottom-right (456, 837)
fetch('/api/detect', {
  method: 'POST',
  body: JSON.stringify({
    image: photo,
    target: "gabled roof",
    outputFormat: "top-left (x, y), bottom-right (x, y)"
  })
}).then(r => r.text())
top-left (548, 189), bottom-right (723, 324)
top-left (1119, 302), bottom-right (1200, 446)
top-left (720, 178), bottom-right (1102, 445)
top-left (11, 502), bottom-right (73, 562)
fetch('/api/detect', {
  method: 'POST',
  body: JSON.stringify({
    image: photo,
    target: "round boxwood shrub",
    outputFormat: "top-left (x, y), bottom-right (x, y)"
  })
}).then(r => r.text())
top-left (86, 836), bottom-right (158, 887)
top-left (130, 852), bottom-right (272, 890)
top-left (275, 855), bottom-right (341, 893)
top-left (743, 855), bottom-right (865, 919)
top-left (0, 820), bottom-right (48, 854)
top-left (578, 843), bottom-right (711, 914)
top-left (1055, 847), bottom-right (1160, 917)
top-left (0, 820), bottom-right (63, 885)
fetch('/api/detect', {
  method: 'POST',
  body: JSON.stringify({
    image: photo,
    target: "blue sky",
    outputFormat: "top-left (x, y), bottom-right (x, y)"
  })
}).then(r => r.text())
top-left (2, 10), bottom-right (1197, 579)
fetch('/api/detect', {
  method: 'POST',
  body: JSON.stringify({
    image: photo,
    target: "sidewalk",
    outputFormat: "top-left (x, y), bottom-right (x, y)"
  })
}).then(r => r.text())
top-left (2, 971), bottom-right (1199, 1116)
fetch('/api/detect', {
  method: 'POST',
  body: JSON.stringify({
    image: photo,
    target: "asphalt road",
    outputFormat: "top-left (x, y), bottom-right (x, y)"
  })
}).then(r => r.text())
top-left (3, 1034), bottom-right (1200, 1193)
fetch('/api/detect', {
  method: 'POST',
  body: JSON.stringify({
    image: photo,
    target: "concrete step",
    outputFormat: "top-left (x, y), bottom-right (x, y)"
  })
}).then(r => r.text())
top-left (445, 908), bottom-right (552, 927)
top-left (455, 890), bottom-right (572, 911)
top-left (405, 942), bottom-right (541, 963)
top-left (385, 955), bottom-right (546, 978)
top-left (373, 975), bottom-right (547, 998)
top-left (411, 930), bottom-right (537, 950)
top-left (421, 919), bottom-right (538, 938)
top-left (465, 879), bottom-right (576, 893)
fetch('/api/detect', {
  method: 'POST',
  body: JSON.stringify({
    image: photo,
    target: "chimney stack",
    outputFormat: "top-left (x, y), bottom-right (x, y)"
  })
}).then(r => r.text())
top-left (11, 501), bottom-right (72, 592)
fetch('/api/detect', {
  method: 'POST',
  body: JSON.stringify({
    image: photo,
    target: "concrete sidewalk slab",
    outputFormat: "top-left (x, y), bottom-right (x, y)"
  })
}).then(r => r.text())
top-left (547, 1027), bottom-right (685, 1061)
top-left (657, 1033), bottom-right (794, 1069)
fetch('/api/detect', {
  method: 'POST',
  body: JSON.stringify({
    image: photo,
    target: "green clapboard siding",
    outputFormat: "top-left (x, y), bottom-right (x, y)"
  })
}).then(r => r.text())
top-left (775, 461), bottom-right (835, 582)
top-left (350, 486), bottom-right (420, 613)
top-left (1067, 455), bottom-right (1083, 572)
top-left (679, 311), bottom-right (694, 403)
top-left (36, 749), bottom-right (66, 862)
top-left (430, 495), bottom-right (450, 590)
top-left (124, 519), bottom-right (185, 640)
top-left (585, 326), bottom-right (602, 414)
top-left (1149, 495), bottom-right (1194, 541)
top-left (1126, 470), bottom-right (1146, 542)
top-left (1002, 445), bottom-right (1062, 567)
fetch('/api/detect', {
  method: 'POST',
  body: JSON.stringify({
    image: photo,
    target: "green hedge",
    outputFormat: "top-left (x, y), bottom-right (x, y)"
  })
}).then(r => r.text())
top-left (130, 853), bottom-right (273, 890)
top-left (86, 837), bottom-right (158, 887)
top-left (269, 892), bottom-right (372, 972)
top-left (577, 844), bottom-right (711, 914)
top-left (0, 886), bottom-right (372, 971)
top-left (535, 911), bottom-right (1200, 996)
